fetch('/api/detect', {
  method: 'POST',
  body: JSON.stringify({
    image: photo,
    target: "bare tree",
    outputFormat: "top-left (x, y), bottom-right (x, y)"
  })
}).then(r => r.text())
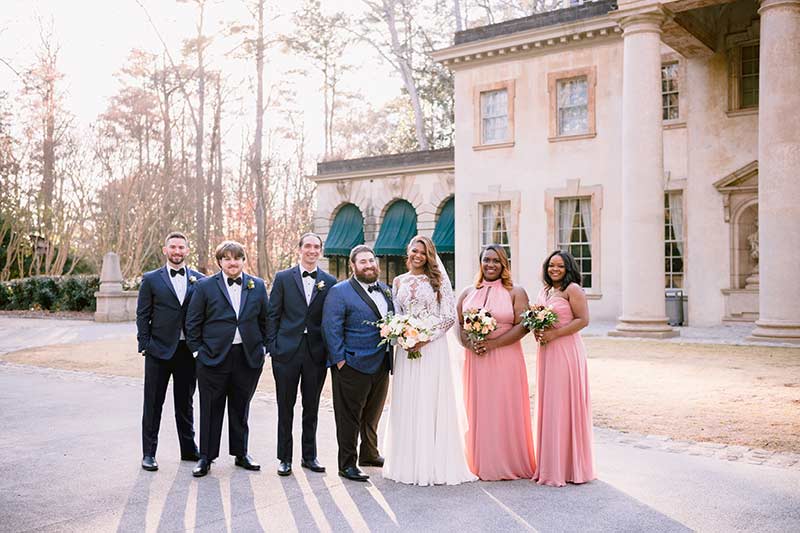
top-left (283, 0), bottom-right (352, 159)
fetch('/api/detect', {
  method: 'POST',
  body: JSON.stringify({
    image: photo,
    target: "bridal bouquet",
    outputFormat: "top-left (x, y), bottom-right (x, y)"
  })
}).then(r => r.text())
top-left (372, 312), bottom-right (434, 360)
top-left (520, 304), bottom-right (558, 332)
top-left (462, 307), bottom-right (497, 342)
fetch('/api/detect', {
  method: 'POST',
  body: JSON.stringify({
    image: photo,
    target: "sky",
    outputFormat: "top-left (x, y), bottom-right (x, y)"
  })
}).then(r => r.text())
top-left (0, 0), bottom-right (400, 160)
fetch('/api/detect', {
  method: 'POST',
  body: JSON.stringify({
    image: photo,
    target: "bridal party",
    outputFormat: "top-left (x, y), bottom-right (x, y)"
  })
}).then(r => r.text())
top-left (136, 230), bottom-right (594, 487)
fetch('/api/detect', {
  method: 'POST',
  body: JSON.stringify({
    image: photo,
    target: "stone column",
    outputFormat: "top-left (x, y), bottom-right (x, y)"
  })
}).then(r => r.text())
top-left (610, 10), bottom-right (678, 338)
top-left (750, 0), bottom-right (800, 342)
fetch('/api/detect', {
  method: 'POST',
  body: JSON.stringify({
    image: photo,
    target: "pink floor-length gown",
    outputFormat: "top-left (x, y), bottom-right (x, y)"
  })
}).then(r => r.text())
top-left (533, 288), bottom-right (596, 487)
top-left (463, 279), bottom-right (536, 480)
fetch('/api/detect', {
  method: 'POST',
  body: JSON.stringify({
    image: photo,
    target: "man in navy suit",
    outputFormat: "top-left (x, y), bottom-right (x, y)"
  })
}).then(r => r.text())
top-left (322, 245), bottom-right (394, 482)
top-left (266, 232), bottom-right (337, 477)
top-left (186, 240), bottom-right (269, 477)
top-left (136, 231), bottom-right (203, 471)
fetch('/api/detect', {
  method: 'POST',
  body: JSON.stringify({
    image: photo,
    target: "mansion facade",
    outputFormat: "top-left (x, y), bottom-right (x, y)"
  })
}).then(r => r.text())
top-left (310, 0), bottom-right (800, 342)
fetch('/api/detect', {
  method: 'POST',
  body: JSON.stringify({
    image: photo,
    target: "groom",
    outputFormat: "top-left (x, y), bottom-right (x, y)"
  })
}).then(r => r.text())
top-left (266, 232), bottom-right (336, 476)
top-left (322, 245), bottom-right (394, 482)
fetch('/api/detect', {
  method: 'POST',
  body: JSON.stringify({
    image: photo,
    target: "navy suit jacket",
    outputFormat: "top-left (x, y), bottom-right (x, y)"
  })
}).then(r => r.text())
top-left (266, 266), bottom-right (337, 365)
top-left (185, 271), bottom-right (269, 369)
top-left (136, 266), bottom-right (205, 359)
top-left (322, 277), bottom-right (394, 375)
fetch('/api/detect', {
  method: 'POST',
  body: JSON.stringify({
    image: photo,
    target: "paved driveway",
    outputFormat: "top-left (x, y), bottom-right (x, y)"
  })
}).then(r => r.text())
top-left (1, 363), bottom-right (798, 532)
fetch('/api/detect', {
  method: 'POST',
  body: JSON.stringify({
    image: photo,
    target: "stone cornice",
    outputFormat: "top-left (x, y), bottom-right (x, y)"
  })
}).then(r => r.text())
top-left (308, 161), bottom-right (454, 183)
top-left (431, 16), bottom-right (622, 69)
top-left (759, 0), bottom-right (800, 13)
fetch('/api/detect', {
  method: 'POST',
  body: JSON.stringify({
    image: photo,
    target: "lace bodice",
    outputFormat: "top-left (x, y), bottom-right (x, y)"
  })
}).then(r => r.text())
top-left (392, 273), bottom-right (456, 341)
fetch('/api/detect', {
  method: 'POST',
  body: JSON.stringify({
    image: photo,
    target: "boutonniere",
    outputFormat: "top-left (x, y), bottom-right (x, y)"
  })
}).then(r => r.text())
top-left (383, 287), bottom-right (392, 299)
top-left (316, 280), bottom-right (326, 291)
top-left (247, 279), bottom-right (255, 290)
top-left (189, 275), bottom-right (197, 284)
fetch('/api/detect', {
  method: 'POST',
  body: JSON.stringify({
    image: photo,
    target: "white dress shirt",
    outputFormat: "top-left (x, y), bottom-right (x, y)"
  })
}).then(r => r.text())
top-left (300, 266), bottom-right (317, 305)
top-left (226, 275), bottom-right (243, 344)
top-left (358, 279), bottom-right (389, 317)
top-left (168, 264), bottom-right (187, 339)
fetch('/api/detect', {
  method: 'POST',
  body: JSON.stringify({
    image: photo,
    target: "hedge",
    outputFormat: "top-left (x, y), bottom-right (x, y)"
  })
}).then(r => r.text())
top-left (0, 275), bottom-right (106, 312)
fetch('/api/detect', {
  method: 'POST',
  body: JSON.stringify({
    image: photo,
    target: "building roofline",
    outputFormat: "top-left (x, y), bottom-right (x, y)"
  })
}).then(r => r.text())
top-left (454, 1), bottom-right (618, 46)
top-left (311, 147), bottom-right (454, 181)
top-left (432, 1), bottom-right (621, 68)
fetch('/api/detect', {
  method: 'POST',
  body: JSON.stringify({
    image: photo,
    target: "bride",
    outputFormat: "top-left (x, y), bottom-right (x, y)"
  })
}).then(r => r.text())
top-left (382, 235), bottom-right (477, 486)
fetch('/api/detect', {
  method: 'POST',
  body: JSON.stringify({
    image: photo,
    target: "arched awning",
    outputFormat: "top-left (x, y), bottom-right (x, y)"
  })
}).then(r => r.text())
top-left (374, 200), bottom-right (418, 256)
top-left (432, 197), bottom-right (454, 254)
top-left (324, 204), bottom-right (364, 257)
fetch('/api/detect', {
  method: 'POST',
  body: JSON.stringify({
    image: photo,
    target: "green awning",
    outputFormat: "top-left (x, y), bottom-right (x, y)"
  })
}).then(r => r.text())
top-left (432, 197), bottom-right (454, 254)
top-left (374, 200), bottom-right (418, 256)
top-left (324, 204), bottom-right (364, 256)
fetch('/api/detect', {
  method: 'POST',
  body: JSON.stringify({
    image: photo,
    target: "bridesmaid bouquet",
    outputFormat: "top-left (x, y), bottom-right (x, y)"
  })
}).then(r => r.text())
top-left (462, 307), bottom-right (497, 342)
top-left (372, 312), bottom-right (433, 359)
top-left (520, 304), bottom-right (558, 332)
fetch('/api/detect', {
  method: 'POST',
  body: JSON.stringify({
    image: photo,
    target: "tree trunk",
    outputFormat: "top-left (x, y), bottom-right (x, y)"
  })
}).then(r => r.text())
top-left (194, 6), bottom-right (208, 273)
top-left (382, 0), bottom-right (429, 150)
top-left (252, 0), bottom-right (268, 278)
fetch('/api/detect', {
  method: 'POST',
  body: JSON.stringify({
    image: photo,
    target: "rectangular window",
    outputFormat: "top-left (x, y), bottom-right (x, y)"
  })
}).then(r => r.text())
top-left (740, 44), bottom-right (759, 108)
top-left (330, 256), bottom-right (349, 281)
top-left (480, 202), bottom-right (511, 260)
top-left (480, 89), bottom-right (509, 144)
top-left (665, 192), bottom-right (685, 289)
top-left (557, 77), bottom-right (589, 136)
top-left (662, 62), bottom-right (679, 120)
top-left (379, 256), bottom-right (407, 287)
top-left (557, 198), bottom-right (592, 288)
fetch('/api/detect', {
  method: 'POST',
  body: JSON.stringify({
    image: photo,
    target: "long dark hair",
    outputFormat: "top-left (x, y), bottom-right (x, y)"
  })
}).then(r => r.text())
top-left (542, 250), bottom-right (582, 291)
top-left (405, 235), bottom-right (443, 302)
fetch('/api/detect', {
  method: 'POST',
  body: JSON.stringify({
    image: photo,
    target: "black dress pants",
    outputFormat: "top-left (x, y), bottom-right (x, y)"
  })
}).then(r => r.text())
top-left (141, 341), bottom-right (198, 456)
top-left (330, 358), bottom-right (389, 471)
top-left (196, 344), bottom-right (263, 461)
top-left (272, 336), bottom-right (328, 463)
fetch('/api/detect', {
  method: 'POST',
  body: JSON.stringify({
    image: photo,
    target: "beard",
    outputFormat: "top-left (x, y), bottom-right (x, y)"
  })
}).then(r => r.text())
top-left (354, 266), bottom-right (379, 284)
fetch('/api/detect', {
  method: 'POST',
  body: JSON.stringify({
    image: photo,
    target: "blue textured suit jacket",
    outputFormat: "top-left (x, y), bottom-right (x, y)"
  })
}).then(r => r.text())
top-left (136, 266), bottom-right (205, 359)
top-left (185, 271), bottom-right (269, 369)
top-left (322, 277), bottom-right (394, 375)
top-left (266, 265), bottom-right (337, 364)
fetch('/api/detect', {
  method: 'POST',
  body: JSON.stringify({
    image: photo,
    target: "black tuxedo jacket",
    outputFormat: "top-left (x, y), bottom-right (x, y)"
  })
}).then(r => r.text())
top-left (136, 266), bottom-right (205, 359)
top-left (185, 271), bottom-right (269, 369)
top-left (266, 265), bottom-right (337, 364)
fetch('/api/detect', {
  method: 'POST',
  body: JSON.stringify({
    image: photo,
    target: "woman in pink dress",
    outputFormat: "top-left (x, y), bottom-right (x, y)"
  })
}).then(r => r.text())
top-left (533, 250), bottom-right (595, 487)
top-left (456, 244), bottom-right (536, 480)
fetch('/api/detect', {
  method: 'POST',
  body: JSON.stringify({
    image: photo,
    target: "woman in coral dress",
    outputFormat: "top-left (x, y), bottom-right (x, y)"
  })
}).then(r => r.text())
top-left (533, 250), bottom-right (595, 487)
top-left (456, 244), bottom-right (536, 480)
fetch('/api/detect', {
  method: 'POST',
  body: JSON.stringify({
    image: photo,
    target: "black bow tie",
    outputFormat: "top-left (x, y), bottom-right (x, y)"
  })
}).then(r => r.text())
top-left (302, 270), bottom-right (317, 279)
top-left (227, 277), bottom-right (242, 286)
top-left (170, 267), bottom-right (185, 277)
top-left (367, 284), bottom-right (380, 293)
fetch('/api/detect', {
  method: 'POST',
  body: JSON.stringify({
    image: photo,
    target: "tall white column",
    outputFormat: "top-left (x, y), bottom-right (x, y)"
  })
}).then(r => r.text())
top-left (610, 11), bottom-right (678, 338)
top-left (750, 0), bottom-right (800, 342)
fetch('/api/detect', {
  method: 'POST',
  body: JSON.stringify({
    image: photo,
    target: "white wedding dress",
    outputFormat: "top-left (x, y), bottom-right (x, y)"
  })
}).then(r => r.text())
top-left (382, 271), bottom-right (477, 486)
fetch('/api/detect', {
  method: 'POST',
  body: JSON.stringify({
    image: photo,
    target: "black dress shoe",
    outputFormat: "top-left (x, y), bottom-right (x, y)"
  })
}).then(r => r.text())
top-left (141, 455), bottom-right (158, 471)
top-left (235, 455), bottom-right (261, 471)
top-left (301, 458), bottom-right (326, 473)
top-left (277, 461), bottom-right (292, 476)
top-left (193, 458), bottom-right (211, 477)
top-left (338, 466), bottom-right (369, 482)
top-left (181, 451), bottom-right (201, 461)
top-left (358, 456), bottom-right (385, 467)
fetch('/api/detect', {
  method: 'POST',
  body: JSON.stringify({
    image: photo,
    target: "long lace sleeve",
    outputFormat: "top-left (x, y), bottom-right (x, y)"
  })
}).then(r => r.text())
top-left (429, 278), bottom-right (456, 341)
top-left (392, 276), bottom-right (404, 315)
